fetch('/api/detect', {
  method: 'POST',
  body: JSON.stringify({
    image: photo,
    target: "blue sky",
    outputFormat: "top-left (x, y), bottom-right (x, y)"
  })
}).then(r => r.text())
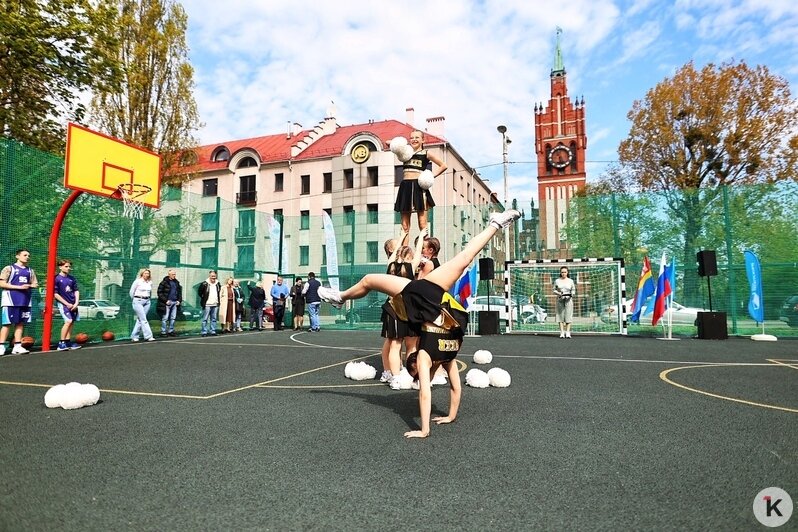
top-left (183, 0), bottom-right (798, 208)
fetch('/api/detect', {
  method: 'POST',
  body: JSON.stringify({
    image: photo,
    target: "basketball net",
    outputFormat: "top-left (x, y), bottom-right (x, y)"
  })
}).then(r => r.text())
top-left (116, 184), bottom-right (152, 219)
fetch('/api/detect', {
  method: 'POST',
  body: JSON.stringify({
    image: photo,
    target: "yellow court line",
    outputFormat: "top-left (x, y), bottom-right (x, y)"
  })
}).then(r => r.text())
top-left (768, 358), bottom-right (798, 370)
top-left (659, 363), bottom-right (798, 414)
top-left (0, 380), bottom-right (206, 399)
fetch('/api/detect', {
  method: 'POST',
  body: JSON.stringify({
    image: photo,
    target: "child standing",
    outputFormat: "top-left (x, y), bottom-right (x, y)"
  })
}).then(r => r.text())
top-left (53, 259), bottom-right (81, 350)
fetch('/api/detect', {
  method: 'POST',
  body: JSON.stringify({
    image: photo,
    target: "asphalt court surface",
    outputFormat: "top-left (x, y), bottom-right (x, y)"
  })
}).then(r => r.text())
top-left (1, 330), bottom-right (796, 530)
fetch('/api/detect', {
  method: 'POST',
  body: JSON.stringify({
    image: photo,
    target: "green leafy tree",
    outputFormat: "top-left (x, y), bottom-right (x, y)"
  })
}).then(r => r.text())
top-left (0, 0), bottom-right (120, 153)
top-left (617, 60), bottom-right (798, 302)
top-left (89, 0), bottom-right (201, 294)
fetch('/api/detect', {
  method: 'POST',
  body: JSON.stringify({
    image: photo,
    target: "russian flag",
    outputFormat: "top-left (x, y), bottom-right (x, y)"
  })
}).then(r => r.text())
top-left (629, 256), bottom-right (655, 323)
top-left (652, 253), bottom-right (672, 326)
top-left (451, 261), bottom-right (477, 309)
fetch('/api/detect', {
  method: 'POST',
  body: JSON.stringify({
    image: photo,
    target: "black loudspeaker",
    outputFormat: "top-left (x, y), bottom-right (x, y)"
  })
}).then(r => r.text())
top-left (697, 311), bottom-right (727, 340)
top-left (479, 258), bottom-right (495, 280)
top-left (696, 250), bottom-right (718, 277)
top-left (478, 311), bottom-right (500, 335)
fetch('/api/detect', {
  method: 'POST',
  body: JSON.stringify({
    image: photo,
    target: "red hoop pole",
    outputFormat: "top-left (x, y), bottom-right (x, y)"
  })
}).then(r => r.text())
top-left (42, 190), bottom-right (82, 352)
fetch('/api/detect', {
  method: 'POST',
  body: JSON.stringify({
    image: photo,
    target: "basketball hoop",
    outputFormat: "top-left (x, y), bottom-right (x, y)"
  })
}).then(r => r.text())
top-left (113, 184), bottom-right (152, 219)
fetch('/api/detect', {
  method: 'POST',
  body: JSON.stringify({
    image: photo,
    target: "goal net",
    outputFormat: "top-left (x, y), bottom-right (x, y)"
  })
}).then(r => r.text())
top-left (505, 258), bottom-right (627, 334)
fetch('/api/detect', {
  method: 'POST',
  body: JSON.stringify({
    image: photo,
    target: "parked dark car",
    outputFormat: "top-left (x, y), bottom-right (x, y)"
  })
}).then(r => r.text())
top-left (779, 295), bottom-right (798, 327)
top-left (147, 300), bottom-right (202, 321)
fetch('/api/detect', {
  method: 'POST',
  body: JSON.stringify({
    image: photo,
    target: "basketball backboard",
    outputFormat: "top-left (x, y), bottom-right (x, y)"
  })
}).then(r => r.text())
top-left (64, 123), bottom-right (162, 208)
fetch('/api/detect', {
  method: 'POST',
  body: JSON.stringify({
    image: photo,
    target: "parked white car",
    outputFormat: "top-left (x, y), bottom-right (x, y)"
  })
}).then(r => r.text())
top-left (469, 296), bottom-right (546, 324)
top-left (78, 299), bottom-right (121, 319)
top-left (601, 299), bottom-right (703, 325)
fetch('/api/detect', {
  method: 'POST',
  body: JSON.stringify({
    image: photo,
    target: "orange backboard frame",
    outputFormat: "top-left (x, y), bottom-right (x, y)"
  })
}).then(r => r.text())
top-left (64, 123), bottom-right (162, 208)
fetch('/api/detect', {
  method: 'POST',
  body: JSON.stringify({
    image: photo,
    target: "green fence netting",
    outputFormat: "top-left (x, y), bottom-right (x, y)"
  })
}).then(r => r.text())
top-left (1, 138), bottom-right (796, 344)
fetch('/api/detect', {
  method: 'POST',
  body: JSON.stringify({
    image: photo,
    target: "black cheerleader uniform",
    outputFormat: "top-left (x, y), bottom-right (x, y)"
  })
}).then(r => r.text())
top-left (394, 150), bottom-right (434, 213)
top-left (390, 279), bottom-right (469, 364)
top-left (380, 261), bottom-right (417, 339)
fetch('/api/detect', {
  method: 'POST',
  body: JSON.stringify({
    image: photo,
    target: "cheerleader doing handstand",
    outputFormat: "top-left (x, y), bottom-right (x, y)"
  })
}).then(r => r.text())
top-left (318, 210), bottom-right (521, 438)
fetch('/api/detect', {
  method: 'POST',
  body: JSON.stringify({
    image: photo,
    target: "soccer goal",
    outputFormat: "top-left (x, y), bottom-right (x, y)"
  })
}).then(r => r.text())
top-left (505, 258), bottom-right (627, 334)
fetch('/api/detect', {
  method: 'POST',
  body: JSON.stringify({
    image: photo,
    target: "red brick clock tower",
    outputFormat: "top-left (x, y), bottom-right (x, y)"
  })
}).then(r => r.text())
top-left (534, 28), bottom-right (587, 256)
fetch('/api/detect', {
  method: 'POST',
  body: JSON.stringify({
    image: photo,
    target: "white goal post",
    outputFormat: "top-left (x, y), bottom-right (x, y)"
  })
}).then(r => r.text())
top-left (504, 258), bottom-right (627, 335)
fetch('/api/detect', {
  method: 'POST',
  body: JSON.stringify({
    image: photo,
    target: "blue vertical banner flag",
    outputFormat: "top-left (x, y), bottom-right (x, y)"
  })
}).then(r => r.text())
top-left (267, 214), bottom-right (281, 271)
top-left (744, 250), bottom-right (764, 323)
top-left (652, 252), bottom-right (672, 326)
top-left (322, 210), bottom-right (339, 291)
top-left (629, 256), bottom-right (655, 322)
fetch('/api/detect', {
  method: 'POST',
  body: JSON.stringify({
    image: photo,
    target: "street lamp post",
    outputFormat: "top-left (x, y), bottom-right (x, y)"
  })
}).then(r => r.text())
top-left (497, 125), bottom-right (512, 262)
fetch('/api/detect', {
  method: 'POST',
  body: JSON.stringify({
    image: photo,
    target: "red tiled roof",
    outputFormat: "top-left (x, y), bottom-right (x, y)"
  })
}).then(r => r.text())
top-left (190, 119), bottom-right (446, 171)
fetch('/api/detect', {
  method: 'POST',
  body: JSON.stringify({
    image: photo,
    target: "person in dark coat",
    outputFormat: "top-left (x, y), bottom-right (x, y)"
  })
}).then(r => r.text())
top-left (157, 269), bottom-right (182, 337)
top-left (248, 281), bottom-right (266, 330)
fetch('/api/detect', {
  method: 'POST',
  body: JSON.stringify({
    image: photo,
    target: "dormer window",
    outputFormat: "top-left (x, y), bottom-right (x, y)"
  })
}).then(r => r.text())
top-left (211, 147), bottom-right (230, 162)
top-left (237, 156), bottom-right (258, 169)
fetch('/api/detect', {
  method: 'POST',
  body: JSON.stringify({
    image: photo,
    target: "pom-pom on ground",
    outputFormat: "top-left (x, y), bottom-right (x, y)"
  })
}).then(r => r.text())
top-left (488, 367), bottom-right (512, 388)
top-left (44, 382), bottom-right (100, 409)
top-left (465, 368), bottom-right (490, 388)
top-left (102, 331), bottom-right (115, 342)
top-left (20, 336), bottom-right (35, 349)
top-left (344, 361), bottom-right (377, 381)
top-left (473, 349), bottom-right (493, 364)
top-left (417, 169), bottom-right (434, 190)
top-left (389, 136), bottom-right (408, 153)
top-left (74, 333), bottom-right (89, 344)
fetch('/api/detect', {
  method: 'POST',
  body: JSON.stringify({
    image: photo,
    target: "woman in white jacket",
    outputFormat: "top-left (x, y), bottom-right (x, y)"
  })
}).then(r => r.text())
top-left (129, 268), bottom-right (154, 341)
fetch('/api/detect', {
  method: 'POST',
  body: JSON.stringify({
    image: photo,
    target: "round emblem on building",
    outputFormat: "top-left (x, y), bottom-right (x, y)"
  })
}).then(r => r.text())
top-left (351, 143), bottom-right (371, 164)
top-left (548, 145), bottom-right (572, 169)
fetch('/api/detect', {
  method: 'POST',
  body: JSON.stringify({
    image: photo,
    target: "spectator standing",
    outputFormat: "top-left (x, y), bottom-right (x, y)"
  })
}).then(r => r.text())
top-left (53, 258), bottom-right (81, 350)
top-left (302, 272), bottom-right (322, 332)
top-left (157, 269), bottom-right (182, 337)
top-left (248, 281), bottom-right (266, 330)
top-left (270, 276), bottom-right (289, 331)
top-left (0, 248), bottom-right (39, 356)
top-left (198, 270), bottom-right (221, 337)
top-left (129, 268), bottom-right (154, 342)
top-left (233, 279), bottom-right (244, 332)
top-left (290, 277), bottom-right (305, 331)
top-left (219, 277), bottom-right (235, 333)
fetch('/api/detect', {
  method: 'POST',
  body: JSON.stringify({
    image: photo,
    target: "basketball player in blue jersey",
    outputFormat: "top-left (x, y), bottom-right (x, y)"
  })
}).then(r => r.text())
top-left (53, 259), bottom-right (81, 351)
top-left (0, 248), bottom-right (39, 356)
top-left (394, 130), bottom-right (448, 246)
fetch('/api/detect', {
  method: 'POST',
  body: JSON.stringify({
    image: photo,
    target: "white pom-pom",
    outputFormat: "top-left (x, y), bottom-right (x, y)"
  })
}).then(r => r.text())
top-left (488, 367), bottom-right (512, 388)
top-left (44, 384), bottom-right (67, 408)
top-left (396, 144), bottom-right (414, 162)
top-left (395, 367), bottom-right (415, 389)
top-left (418, 169), bottom-right (434, 190)
top-left (465, 368), bottom-right (490, 388)
top-left (345, 361), bottom-right (377, 381)
top-left (81, 384), bottom-right (101, 407)
top-left (61, 385), bottom-right (85, 410)
top-left (473, 349), bottom-right (493, 364)
top-left (389, 136), bottom-right (408, 153)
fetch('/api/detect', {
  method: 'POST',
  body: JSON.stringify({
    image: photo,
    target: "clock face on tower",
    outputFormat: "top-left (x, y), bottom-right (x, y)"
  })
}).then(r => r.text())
top-left (548, 145), bottom-right (572, 169)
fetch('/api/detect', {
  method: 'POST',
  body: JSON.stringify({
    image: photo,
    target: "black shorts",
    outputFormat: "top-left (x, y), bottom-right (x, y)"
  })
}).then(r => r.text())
top-left (418, 325), bottom-right (464, 363)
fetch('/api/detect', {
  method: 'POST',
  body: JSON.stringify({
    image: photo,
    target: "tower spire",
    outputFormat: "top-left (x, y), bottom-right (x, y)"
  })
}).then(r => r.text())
top-left (552, 27), bottom-right (565, 74)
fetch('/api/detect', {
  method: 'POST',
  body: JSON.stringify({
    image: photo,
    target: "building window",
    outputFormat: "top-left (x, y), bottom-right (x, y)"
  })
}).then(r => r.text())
top-left (300, 210), bottom-right (310, 230)
top-left (201, 247), bottom-right (215, 268)
top-left (394, 211), bottom-right (401, 224)
top-left (237, 156), bottom-right (257, 169)
top-left (343, 242), bottom-right (353, 263)
top-left (166, 215), bottom-right (181, 233)
top-left (366, 241), bottom-right (378, 263)
top-left (395, 166), bottom-right (403, 186)
top-left (367, 166), bottom-right (378, 187)
top-left (211, 147), bottom-right (230, 162)
top-left (301, 174), bottom-right (310, 195)
top-left (237, 174), bottom-right (256, 205)
top-left (237, 209), bottom-right (255, 238)
top-left (165, 249), bottom-right (180, 266)
top-left (344, 205), bottom-right (354, 225)
top-left (367, 204), bottom-right (378, 224)
top-left (162, 185), bottom-right (182, 201)
top-left (274, 209), bottom-right (283, 224)
top-left (323, 172), bottom-right (332, 193)
top-left (202, 178), bottom-right (218, 197)
top-left (322, 208), bottom-right (332, 229)
top-left (237, 245), bottom-right (255, 272)
top-left (201, 212), bottom-right (217, 231)
top-left (275, 173), bottom-right (284, 192)
top-left (344, 169), bottom-right (354, 189)
top-left (321, 244), bottom-right (327, 266)
top-left (299, 246), bottom-right (309, 266)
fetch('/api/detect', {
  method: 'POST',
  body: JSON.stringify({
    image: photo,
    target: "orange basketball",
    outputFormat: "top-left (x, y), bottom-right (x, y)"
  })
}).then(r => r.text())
top-left (75, 333), bottom-right (89, 344)
top-left (102, 331), bottom-right (115, 342)
top-left (20, 336), bottom-right (35, 348)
